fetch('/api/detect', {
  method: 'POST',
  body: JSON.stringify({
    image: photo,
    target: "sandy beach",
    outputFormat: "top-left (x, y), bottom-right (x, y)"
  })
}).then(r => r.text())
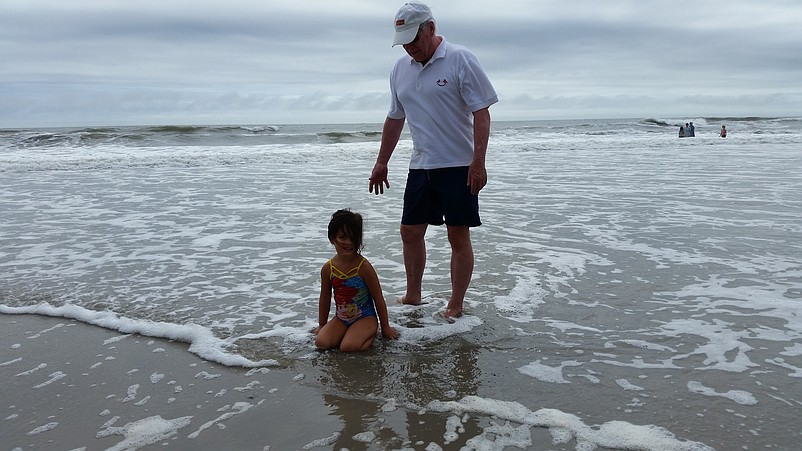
top-left (2, 314), bottom-right (600, 451)
top-left (1, 312), bottom-right (729, 451)
top-left (2, 314), bottom-right (348, 450)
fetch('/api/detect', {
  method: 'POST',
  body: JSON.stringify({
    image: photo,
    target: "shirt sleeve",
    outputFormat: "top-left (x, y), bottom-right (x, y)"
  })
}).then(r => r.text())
top-left (458, 52), bottom-right (498, 113)
top-left (387, 64), bottom-right (406, 120)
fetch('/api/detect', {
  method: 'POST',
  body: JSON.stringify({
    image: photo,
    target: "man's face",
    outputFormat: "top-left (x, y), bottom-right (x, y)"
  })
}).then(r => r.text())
top-left (403, 22), bottom-right (435, 62)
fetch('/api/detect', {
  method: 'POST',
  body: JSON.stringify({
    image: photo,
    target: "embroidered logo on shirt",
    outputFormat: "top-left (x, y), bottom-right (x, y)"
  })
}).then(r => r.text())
top-left (437, 79), bottom-right (448, 87)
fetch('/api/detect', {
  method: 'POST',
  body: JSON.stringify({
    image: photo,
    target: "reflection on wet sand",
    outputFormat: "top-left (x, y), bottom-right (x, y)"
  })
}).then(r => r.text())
top-left (311, 337), bottom-right (480, 448)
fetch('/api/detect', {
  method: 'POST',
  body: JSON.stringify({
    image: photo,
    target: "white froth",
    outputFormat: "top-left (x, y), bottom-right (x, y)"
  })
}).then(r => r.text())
top-left (493, 264), bottom-right (547, 323)
top-left (99, 415), bottom-right (192, 451)
top-left (428, 396), bottom-right (714, 451)
top-left (187, 401), bottom-right (254, 439)
top-left (302, 432), bottom-right (340, 449)
top-left (2, 357), bottom-right (23, 366)
top-left (395, 315), bottom-right (484, 343)
top-left (0, 304), bottom-right (277, 368)
top-left (616, 378), bottom-right (645, 391)
top-left (352, 431), bottom-right (376, 443)
top-left (464, 421), bottom-right (533, 450)
top-left (15, 363), bottom-right (47, 376)
top-left (657, 318), bottom-right (760, 372)
top-left (26, 422), bottom-right (59, 436)
top-left (517, 360), bottom-right (582, 384)
top-left (32, 371), bottom-right (66, 389)
top-left (780, 342), bottom-right (802, 357)
top-left (687, 381), bottom-right (758, 405)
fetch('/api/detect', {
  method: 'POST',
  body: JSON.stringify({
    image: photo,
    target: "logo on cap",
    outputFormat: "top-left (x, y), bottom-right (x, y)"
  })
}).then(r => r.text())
top-left (396, 19), bottom-right (405, 26)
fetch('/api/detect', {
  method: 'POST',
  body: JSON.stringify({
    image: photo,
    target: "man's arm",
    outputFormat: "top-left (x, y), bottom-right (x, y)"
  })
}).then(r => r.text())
top-left (468, 108), bottom-right (490, 195)
top-left (369, 116), bottom-right (406, 195)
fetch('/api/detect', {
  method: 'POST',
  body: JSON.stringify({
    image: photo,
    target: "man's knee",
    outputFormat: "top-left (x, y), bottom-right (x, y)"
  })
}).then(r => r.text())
top-left (400, 224), bottom-right (427, 243)
top-left (446, 226), bottom-right (472, 248)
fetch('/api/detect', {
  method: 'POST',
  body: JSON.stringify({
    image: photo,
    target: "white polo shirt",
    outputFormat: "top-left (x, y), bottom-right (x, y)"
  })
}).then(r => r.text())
top-left (388, 38), bottom-right (498, 170)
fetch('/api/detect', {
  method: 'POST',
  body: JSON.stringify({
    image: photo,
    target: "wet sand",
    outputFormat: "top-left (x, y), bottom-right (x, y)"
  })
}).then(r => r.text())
top-left (6, 313), bottom-right (577, 451)
top-left (2, 314), bottom-right (345, 450)
top-left (2, 313), bottom-right (735, 451)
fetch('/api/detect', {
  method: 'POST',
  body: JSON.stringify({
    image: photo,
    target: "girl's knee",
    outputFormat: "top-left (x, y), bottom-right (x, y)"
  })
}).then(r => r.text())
top-left (315, 321), bottom-right (346, 350)
top-left (340, 336), bottom-right (375, 352)
top-left (315, 335), bottom-right (334, 350)
top-left (339, 320), bottom-right (378, 352)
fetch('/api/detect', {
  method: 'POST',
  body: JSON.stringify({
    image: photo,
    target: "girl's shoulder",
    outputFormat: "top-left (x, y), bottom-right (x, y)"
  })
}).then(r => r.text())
top-left (320, 258), bottom-right (332, 276)
top-left (356, 256), bottom-right (377, 276)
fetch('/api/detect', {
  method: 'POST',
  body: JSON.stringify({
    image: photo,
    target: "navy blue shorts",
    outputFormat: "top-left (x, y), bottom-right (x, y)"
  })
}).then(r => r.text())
top-left (402, 167), bottom-right (481, 227)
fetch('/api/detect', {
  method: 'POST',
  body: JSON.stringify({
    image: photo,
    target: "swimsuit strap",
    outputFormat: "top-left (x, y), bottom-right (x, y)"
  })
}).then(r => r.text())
top-left (329, 257), bottom-right (366, 279)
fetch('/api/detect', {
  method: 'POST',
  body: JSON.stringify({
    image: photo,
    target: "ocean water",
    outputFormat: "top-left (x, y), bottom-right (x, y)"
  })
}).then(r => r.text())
top-left (1, 117), bottom-right (801, 450)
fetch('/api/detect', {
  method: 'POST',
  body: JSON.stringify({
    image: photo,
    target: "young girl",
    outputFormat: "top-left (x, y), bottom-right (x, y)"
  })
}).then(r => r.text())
top-left (315, 209), bottom-right (398, 351)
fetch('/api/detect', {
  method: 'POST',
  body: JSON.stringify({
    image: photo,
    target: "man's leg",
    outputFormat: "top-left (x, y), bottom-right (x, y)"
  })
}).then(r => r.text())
top-left (400, 223), bottom-right (427, 305)
top-left (446, 225), bottom-right (473, 317)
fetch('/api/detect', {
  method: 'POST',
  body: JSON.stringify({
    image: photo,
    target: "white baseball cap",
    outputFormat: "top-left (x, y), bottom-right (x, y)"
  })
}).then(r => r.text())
top-left (392, 2), bottom-right (433, 46)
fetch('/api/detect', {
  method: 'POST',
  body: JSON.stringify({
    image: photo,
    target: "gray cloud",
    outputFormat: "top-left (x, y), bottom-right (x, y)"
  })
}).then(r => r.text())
top-left (2, 0), bottom-right (800, 127)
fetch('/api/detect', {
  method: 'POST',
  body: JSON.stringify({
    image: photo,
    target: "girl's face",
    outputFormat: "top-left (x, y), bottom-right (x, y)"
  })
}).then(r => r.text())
top-left (332, 229), bottom-right (356, 256)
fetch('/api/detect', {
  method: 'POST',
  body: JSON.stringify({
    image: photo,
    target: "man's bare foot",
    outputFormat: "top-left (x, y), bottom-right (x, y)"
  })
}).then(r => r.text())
top-left (443, 307), bottom-right (463, 319)
top-left (398, 296), bottom-right (425, 305)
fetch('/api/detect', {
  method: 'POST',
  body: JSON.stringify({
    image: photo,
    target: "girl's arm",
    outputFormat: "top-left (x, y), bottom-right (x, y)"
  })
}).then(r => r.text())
top-left (316, 263), bottom-right (333, 334)
top-left (361, 259), bottom-right (399, 340)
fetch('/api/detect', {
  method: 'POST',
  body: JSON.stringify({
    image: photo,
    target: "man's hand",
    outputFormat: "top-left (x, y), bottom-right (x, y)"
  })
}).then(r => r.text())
top-left (369, 162), bottom-right (390, 195)
top-left (467, 160), bottom-right (487, 195)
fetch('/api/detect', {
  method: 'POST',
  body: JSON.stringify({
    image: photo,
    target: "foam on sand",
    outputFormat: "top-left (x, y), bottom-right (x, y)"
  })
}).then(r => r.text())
top-left (0, 303), bottom-right (278, 368)
top-left (427, 396), bottom-right (714, 451)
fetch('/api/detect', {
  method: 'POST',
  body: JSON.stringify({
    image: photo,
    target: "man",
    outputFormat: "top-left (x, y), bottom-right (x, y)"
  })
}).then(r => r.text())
top-left (368, 2), bottom-right (498, 319)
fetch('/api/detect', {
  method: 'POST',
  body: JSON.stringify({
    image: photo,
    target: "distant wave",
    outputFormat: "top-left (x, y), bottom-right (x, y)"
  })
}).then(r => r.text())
top-left (639, 116), bottom-right (802, 127)
top-left (704, 116), bottom-right (766, 122)
top-left (145, 125), bottom-right (203, 133)
top-left (3, 118), bottom-right (800, 156)
top-left (145, 125), bottom-right (282, 134)
top-left (640, 117), bottom-right (708, 127)
top-left (2, 124), bottom-right (290, 149)
top-left (642, 118), bottom-right (673, 127)
top-left (319, 131), bottom-right (383, 143)
top-left (704, 116), bottom-right (801, 123)
top-left (239, 125), bottom-right (280, 133)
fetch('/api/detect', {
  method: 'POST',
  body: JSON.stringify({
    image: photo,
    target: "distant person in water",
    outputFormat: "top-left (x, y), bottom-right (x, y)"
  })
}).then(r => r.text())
top-left (679, 125), bottom-right (685, 138)
top-left (720, 125), bottom-right (727, 138)
top-left (688, 122), bottom-right (695, 137)
top-left (315, 209), bottom-right (398, 352)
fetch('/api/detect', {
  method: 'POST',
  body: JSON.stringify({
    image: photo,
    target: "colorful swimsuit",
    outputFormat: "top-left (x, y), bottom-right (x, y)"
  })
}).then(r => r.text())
top-left (330, 258), bottom-right (377, 326)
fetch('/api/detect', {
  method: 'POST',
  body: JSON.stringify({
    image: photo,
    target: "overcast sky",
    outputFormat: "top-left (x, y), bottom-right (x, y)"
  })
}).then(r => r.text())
top-left (2, 0), bottom-right (801, 127)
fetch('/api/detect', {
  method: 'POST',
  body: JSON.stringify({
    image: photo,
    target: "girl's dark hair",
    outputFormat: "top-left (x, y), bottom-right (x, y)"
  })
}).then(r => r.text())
top-left (328, 209), bottom-right (364, 252)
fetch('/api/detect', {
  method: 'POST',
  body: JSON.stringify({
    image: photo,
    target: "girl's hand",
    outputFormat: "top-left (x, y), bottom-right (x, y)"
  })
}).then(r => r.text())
top-left (312, 326), bottom-right (321, 335)
top-left (382, 326), bottom-right (399, 340)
